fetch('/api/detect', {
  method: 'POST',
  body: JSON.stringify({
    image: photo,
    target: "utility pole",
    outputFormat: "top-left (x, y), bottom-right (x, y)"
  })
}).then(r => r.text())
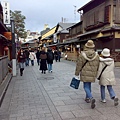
top-left (11, 18), bottom-right (16, 76)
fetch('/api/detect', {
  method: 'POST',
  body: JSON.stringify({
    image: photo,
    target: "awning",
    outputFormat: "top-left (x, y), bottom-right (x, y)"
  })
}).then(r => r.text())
top-left (46, 43), bottom-right (57, 47)
top-left (61, 38), bottom-right (79, 45)
top-left (77, 28), bottom-right (101, 37)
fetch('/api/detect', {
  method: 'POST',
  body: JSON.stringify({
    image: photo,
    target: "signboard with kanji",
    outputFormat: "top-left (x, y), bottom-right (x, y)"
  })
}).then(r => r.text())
top-left (2, 1), bottom-right (10, 24)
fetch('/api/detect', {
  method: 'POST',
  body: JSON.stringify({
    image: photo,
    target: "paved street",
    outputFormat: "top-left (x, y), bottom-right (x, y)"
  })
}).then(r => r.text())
top-left (0, 59), bottom-right (120, 120)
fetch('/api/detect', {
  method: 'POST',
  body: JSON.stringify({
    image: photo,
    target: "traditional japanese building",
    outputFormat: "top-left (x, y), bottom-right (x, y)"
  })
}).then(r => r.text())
top-left (63, 0), bottom-right (120, 62)
top-left (77, 0), bottom-right (120, 61)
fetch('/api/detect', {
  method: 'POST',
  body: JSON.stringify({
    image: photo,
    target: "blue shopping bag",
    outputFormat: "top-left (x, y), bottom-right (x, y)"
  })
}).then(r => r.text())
top-left (70, 77), bottom-right (80, 89)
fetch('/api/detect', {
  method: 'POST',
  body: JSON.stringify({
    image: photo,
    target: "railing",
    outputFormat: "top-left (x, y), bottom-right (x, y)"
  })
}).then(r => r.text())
top-left (0, 56), bottom-right (8, 84)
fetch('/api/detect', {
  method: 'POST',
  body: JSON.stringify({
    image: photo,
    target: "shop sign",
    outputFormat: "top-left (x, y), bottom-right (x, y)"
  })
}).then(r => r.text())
top-left (2, 1), bottom-right (10, 24)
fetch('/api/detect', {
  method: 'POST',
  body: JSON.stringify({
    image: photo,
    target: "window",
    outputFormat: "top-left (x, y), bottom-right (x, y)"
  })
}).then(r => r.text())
top-left (104, 5), bottom-right (111, 23)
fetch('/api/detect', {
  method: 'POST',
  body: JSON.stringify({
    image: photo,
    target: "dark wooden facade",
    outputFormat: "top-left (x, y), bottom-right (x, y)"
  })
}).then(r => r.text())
top-left (77, 0), bottom-right (120, 61)
top-left (0, 3), bottom-right (12, 59)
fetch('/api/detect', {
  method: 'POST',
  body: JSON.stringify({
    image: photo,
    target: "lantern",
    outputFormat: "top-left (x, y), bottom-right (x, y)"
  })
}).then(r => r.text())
top-left (3, 32), bottom-right (12, 40)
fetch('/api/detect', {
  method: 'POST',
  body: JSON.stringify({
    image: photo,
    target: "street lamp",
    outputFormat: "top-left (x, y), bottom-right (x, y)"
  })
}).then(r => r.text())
top-left (11, 17), bottom-right (16, 76)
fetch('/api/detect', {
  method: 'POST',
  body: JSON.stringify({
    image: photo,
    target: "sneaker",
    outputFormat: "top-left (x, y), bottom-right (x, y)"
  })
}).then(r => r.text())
top-left (91, 98), bottom-right (96, 109)
top-left (101, 99), bottom-right (106, 103)
top-left (85, 98), bottom-right (91, 103)
top-left (114, 97), bottom-right (119, 106)
top-left (50, 70), bottom-right (52, 73)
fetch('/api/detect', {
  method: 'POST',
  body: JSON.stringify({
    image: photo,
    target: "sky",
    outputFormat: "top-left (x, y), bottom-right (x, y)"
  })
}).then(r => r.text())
top-left (4, 0), bottom-right (90, 32)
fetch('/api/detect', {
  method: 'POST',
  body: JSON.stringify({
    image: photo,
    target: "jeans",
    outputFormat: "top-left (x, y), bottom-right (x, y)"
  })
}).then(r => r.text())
top-left (31, 60), bottom-right (34, 66)
top-left (100, 85), bottom-right (116, 100)
top-left (25, 58), bottom-right (29, 66)
top-left (83, 82), bottom-right (92, 99)
top-left (58, 55), bottom-right (61, 62)
top-left (37, 59), bottom-right (40, 65)
top-left (48, 64), bottom-right (52, 71)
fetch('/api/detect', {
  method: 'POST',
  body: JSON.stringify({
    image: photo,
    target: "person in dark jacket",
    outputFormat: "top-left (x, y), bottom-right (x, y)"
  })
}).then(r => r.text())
top-left (54, 50), bottom-right (58, 62)
top-left (57, 49), bottom-right (61, 62)
top-left (39, 47), bottom-right (47, 74)
top-left (47, 48), bottom-right (54, 73)
top-left (24, 49), bottom-right (30, 66)
top-left (17, 48), bottom-right (26, 76)
top-left (36, 48), bottom-right (40, 65)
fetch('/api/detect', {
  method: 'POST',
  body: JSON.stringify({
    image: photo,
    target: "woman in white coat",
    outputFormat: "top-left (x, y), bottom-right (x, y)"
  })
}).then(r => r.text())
top-left (29, 51), bottom-right (35, 66)
top-left (97, 48), bottom-right (118, 106)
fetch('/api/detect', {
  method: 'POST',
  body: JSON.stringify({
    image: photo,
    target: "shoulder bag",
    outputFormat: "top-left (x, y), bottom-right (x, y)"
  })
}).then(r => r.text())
top-left (97, 65), bottom-right (107, 80)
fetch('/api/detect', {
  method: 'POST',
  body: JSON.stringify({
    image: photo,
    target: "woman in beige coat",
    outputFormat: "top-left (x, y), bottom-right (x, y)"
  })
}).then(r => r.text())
top-left (75, 40), bottom-right (99, 109)
top-left (97, 48), bottom-right (118, 106)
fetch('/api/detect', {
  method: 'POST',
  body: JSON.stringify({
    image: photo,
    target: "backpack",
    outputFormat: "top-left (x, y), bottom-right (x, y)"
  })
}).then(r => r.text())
top-left (40, 53), bottom-right (47, 59)
top-left (48, 52), bottom-right (53, 60)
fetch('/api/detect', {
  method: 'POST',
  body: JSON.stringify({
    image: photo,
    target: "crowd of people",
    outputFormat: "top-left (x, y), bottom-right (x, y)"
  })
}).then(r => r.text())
top-left (17, 47), bottom-right (61, 75)
top-left (17, 40), bottom-right (119, 109)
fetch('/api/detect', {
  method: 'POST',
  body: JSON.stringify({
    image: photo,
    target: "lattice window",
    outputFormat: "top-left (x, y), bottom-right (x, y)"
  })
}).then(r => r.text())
top-left (115, 0), bottom-right (120, 23)
top-left (104, 5), bottom-right (111, 23)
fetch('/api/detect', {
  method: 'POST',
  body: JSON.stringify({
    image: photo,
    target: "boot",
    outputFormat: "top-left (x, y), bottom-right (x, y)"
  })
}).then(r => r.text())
top-left (20, 68), bottom-right (22, 76)
top-left (21, 68), bottom-right (24, 75)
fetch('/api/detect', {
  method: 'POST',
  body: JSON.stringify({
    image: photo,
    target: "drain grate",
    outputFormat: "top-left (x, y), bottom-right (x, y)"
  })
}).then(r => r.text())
top-left (37, 77), bottom-right (54, 80)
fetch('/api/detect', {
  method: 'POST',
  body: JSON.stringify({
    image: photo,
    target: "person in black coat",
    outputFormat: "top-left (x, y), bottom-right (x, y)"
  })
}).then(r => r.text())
top-left (36, 48), bottom-right (40, 65)
top-left (47, 48), bottom-right (54, 73)
top-left (39, 47), bottom-right (47, 74)
top-left (24, 49), bottom-right (30, 66)
top-left (54, 50), bottom-right (58, 62)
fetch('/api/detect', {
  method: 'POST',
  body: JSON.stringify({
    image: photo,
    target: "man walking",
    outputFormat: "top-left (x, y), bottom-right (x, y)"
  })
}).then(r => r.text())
top-left (24, 49), bottom-right (30, 66)
top-left (47, 48), bottom-right (54, 73)
top-left (36, 48), bottom-right (40, 65)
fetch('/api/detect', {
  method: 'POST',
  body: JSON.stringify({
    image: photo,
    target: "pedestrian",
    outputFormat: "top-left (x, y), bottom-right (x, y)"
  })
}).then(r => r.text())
top-left (54, 50), bottom-right (58, 62)
top-left (36, 48), bottom-right (40, 65)
top-left (17, 48), bottom-right (26, 76)
top-left (39, 47), bottom-right (47, 74)
top-left (57, 49), bottom-right (61, 62)
top-left (47, 47), bottom-right (54, 73)
top-left (29, 51), bottom-right (35, 66)
top-left (75, 40), bottom-right (99, 109)
top-left (24, 49), bottom-right (30, 66)
top-left (97, 48), bottom-right (119, 106)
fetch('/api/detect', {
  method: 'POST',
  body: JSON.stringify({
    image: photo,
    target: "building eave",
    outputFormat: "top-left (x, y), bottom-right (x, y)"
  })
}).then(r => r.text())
top-left (77, 0), bottom-right (94, 12)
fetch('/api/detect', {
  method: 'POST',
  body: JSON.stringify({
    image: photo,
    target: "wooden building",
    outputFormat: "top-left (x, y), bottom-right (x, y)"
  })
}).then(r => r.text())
top-left (63, 0), bottom-right (120, 62)
top-left (0, 3), bottom-right (12, 60)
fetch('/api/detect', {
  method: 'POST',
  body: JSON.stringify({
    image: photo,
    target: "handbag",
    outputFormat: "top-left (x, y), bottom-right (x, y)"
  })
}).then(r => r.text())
top-left (70, 77), bottom-right (80, 89)
top-left (97, 65), bottom-right (107, 80)
top-left (70, 60), bottom-right (88, 89)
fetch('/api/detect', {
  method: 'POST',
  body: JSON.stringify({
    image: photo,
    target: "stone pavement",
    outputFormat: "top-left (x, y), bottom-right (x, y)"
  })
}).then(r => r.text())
top-left (0, 59), bottom-right (120, 120)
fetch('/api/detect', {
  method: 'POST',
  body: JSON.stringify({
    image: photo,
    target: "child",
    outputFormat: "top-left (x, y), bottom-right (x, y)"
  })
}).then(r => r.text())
top-left (97, 48), bottom-right (118, 106)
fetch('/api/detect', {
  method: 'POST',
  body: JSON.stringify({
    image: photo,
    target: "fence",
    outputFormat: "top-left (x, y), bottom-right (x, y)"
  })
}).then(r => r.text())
top-left (0, 56), bottom-right (8, 84)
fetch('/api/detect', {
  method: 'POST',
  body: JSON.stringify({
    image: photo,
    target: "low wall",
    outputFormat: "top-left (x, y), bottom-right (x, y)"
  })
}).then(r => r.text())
top-left (0, 56), bottom-right (8, 83)
top-left (0, 56), bottom-right (12, 106)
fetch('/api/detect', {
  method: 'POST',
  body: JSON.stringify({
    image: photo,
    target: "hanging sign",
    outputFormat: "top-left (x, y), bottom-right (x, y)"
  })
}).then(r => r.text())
top-left (2, 1), bottom-right (10, 24)
top-left (53, 33), bottom-right (57, 43)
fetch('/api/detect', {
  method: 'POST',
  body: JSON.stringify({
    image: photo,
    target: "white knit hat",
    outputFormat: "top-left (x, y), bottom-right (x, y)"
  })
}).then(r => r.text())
top-left (101, 48), bottom-right (110, 57)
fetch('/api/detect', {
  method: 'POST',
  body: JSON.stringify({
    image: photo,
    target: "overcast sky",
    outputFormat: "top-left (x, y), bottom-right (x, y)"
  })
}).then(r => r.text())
top-left (6, 0), bottom-right (90, 32)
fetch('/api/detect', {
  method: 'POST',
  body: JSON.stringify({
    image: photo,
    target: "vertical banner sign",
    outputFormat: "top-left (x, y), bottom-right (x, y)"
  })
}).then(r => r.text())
top-left (53, 33), bottom-right (57, 43)
top-left (2, 1), bottom-right (10, 24)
